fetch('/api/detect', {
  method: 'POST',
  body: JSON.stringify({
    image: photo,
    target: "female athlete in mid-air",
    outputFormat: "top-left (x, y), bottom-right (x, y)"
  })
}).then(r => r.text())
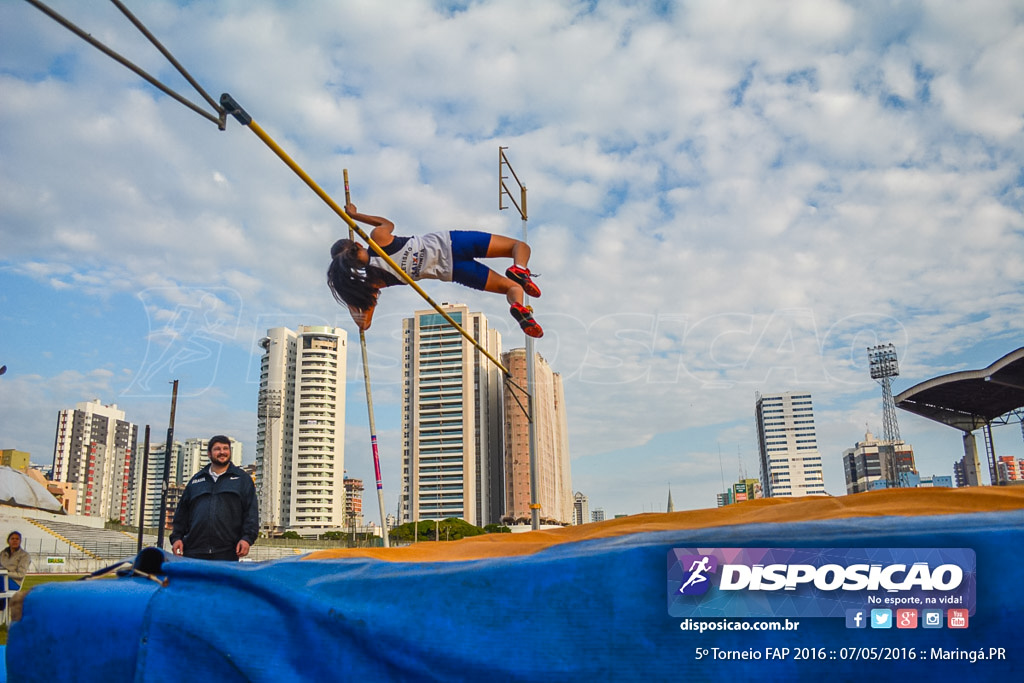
top-left (328, 203), bottom-right (543, 337)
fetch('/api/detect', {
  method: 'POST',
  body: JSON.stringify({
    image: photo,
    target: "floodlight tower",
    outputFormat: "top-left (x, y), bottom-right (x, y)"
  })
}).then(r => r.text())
top-left (868, 343), bottom-right (903, 487)
top-left (257, 382), bottom-right (282, 537)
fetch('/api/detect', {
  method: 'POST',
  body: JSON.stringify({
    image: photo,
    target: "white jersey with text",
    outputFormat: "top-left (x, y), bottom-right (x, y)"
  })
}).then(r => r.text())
top-left (370, 231), bottom-right (453, 283)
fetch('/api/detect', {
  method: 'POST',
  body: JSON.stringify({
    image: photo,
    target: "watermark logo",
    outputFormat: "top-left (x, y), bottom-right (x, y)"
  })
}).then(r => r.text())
top-left (125, 287), bottom-right (243, 398)
top-left (668, 548), bottom-right (975, 619)
top-left (677, 554), bottom-right (718, 595)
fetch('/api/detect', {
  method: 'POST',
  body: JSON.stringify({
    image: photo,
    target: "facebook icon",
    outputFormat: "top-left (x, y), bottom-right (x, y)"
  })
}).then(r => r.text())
top-left (846, 609), bottom-right (867, 629)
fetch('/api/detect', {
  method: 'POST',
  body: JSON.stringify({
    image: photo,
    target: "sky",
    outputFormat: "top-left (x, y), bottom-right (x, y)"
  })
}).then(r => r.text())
top-left (1, 0), bottom-right (1022, 519)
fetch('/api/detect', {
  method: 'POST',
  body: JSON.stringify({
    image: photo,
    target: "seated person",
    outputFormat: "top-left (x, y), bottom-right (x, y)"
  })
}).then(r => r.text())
top-left (1, 531), bottom-right (31, 590)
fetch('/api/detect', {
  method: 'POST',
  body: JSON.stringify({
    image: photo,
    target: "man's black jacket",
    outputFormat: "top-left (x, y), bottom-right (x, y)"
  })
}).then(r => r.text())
top-left (170, 462), bottom-right (259, 557)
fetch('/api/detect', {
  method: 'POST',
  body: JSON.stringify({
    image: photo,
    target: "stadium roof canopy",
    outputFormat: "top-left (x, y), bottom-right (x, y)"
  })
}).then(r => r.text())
top-left (0, 466), bottom-right (64, 513)
top-left (895, 347), bottom-right (1024, 432)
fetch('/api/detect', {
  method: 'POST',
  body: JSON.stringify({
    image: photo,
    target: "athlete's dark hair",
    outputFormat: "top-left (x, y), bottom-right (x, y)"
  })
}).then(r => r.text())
top-left (327, 239), bottom-right (390, 311)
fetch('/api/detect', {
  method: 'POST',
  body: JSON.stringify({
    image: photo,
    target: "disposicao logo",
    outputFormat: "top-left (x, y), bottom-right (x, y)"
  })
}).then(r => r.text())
top-left (676, 554), bottom-right (718, 596)
top-left (667, 548), bottom-right (976, 619)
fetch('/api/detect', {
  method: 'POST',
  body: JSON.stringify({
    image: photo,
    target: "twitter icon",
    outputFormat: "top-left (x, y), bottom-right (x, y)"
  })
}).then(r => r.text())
top-left (871, 609), bottom-right (893, 629)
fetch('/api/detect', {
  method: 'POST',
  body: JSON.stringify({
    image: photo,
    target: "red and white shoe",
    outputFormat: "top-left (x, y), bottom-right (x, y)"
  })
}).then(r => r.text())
top-left (510, 302), bottom-right (544, 338)
top-left (505, 265), bottom-right (541, 298)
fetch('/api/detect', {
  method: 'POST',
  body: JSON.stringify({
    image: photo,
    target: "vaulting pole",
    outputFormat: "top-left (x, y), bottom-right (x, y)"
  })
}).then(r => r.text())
top-left (345, 169), bottom-right (390, 547)
top-left (219, 94), bottom-right (509, 376)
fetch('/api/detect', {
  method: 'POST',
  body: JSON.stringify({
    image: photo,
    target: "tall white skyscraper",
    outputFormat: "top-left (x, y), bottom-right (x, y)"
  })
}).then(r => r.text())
top-left (501, 349), bottom-right (573, 525)
top-left (755, 392), bottom-right (827, 497)
top-left (399, 304), bottom-right (504, 526)
top-left (52, 399), bottom-right (138, 521)
top-left (257, 325), bottom-right (347, 535)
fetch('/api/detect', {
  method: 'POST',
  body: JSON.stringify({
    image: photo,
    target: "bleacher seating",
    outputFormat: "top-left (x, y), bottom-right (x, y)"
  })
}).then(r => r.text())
top-left (30, 519), bottom-right (158, 561)
top-left (29, 518), bottom-right (307, 562)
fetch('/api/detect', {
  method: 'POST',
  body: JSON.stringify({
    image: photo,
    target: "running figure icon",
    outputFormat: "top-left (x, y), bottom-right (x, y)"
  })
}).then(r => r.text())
top-left (679, 556), bottom-right (713, 593)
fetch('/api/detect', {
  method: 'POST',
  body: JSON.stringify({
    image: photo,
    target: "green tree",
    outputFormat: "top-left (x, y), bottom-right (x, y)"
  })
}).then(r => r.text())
top-left (388, 518), bottom-right (488, 542)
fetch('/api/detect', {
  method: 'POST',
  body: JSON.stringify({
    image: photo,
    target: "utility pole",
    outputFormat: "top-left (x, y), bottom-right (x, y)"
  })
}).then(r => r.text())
top-left (156, 379), bottom-right (178, 548)
top-left (136, 425), bottom-right (150, 553)
top-left (500, 147), bottom-right (540, 531)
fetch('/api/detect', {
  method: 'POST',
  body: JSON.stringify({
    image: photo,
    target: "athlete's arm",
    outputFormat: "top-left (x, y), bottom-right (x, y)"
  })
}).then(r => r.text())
top-left (345, 203), bottom-right (395, 248)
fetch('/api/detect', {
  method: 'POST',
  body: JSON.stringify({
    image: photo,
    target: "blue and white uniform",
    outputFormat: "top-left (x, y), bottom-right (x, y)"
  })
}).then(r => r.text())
top-left (371, 230), bottom-right (493, 291)
top-left (370, 231), bottom-right (454, 285)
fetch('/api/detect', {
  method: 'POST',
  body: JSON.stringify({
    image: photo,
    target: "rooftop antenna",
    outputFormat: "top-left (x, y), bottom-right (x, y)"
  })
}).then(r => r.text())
top-left (717, 443), bottom-right (726, 492)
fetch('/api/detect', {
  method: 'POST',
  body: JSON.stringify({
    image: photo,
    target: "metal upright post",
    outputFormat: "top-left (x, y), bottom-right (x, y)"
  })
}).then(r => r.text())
top-left (522, 203), bottom-right (541, 531)
top-left (500, 147), bottom-right (541, 530)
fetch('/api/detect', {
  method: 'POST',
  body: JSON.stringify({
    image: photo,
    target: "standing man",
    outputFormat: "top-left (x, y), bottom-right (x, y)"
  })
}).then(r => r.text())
top-left (171, 435), bottom-right (258, 561)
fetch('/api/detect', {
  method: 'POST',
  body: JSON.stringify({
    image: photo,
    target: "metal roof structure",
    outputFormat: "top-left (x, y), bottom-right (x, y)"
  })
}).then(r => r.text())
top-left (895, 347), bottom-right (1024, 432)
top-left (0, 465), bottom-right (64, 513)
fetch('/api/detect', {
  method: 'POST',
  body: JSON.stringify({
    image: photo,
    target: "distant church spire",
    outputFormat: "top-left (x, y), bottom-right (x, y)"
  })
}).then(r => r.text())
top-left (666, 486), bottom-right (674, 513)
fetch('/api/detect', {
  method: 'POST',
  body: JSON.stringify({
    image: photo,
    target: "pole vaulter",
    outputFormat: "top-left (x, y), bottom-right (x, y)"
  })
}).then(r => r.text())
top-left (219, 94), bottom-right (513, 376)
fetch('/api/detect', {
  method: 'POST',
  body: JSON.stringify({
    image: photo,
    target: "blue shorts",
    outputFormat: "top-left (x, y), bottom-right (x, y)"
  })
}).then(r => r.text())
top-left (449, 230), bottom-right (494, 291)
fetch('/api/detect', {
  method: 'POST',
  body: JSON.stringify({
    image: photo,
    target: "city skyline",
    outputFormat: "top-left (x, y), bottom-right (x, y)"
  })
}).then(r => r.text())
top-left (9, 342), bottom-right (1024, 519)
top-left (19, 360), bottom-right (1022, 525)
top-left (2, 1), bottom-right (1023, 517)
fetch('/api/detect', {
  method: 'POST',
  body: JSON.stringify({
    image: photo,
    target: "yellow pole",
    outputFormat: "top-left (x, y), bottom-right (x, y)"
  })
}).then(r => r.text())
top-left (231, 109), bottom-right (508, 375)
